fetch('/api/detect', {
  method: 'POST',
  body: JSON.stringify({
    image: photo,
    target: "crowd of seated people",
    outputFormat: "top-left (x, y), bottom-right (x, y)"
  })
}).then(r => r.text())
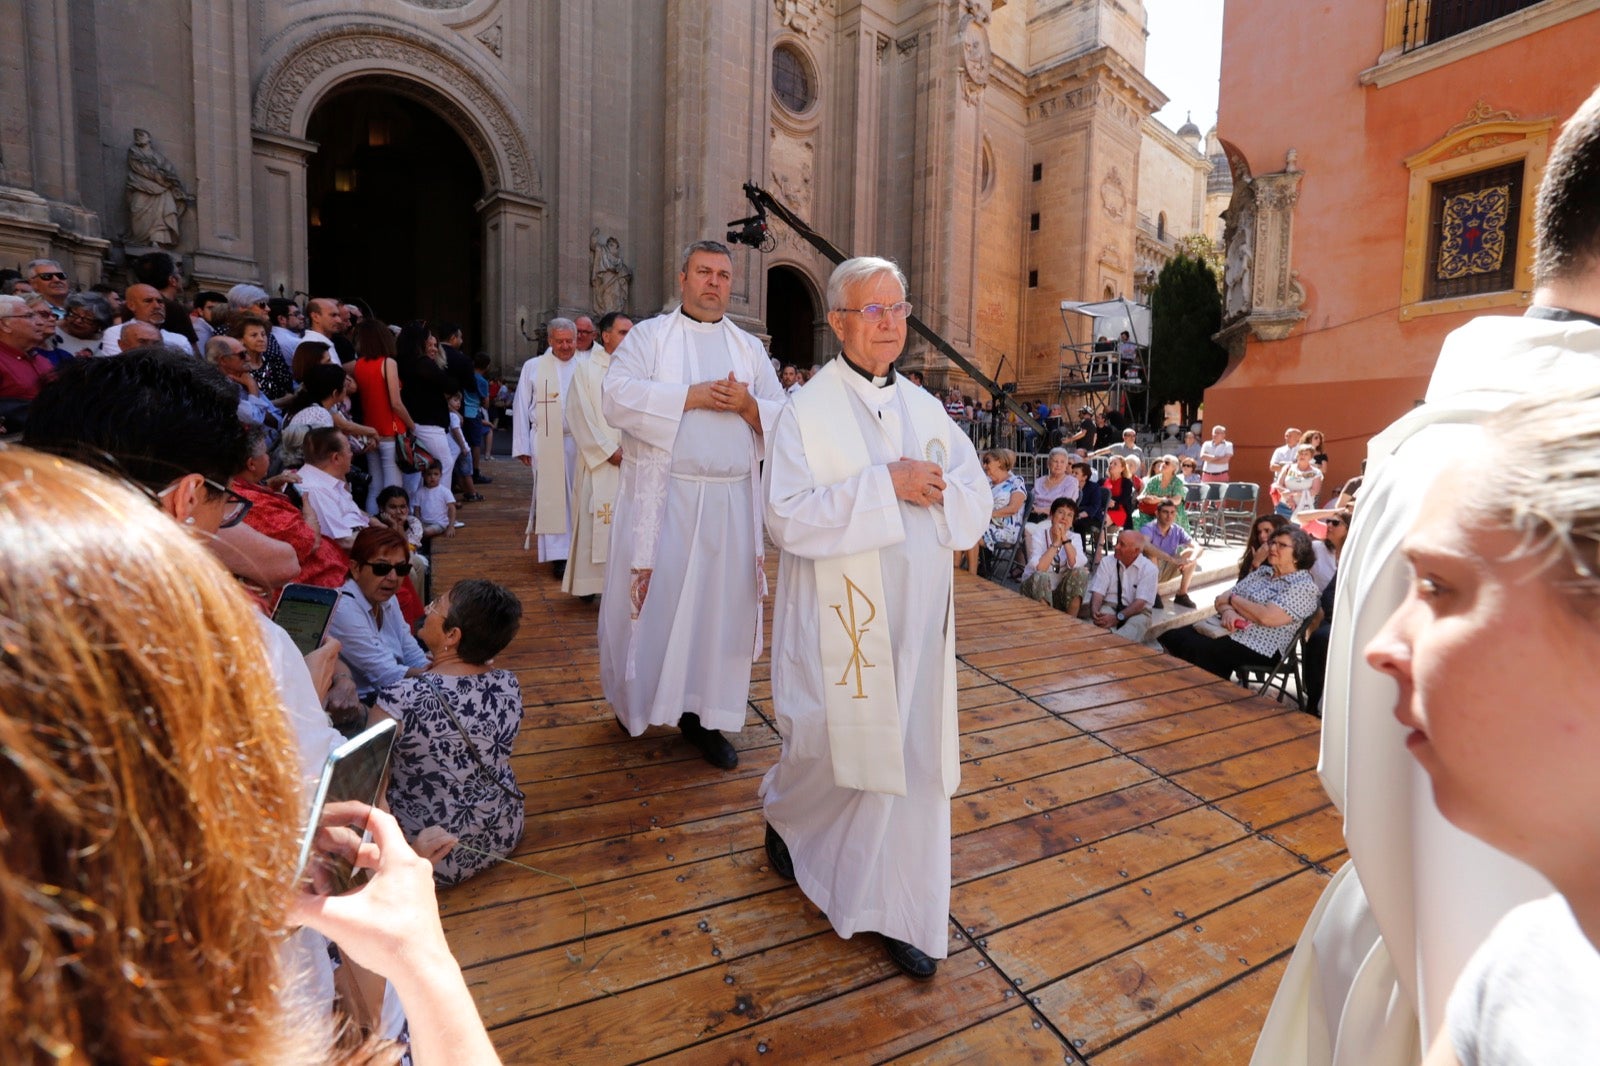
top-left (11, 346), bottom-right (515, 1061)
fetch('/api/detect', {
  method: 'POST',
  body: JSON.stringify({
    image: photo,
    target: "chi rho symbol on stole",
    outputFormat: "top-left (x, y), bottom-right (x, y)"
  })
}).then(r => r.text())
top-left (830, 575), bottom-right (878, 699)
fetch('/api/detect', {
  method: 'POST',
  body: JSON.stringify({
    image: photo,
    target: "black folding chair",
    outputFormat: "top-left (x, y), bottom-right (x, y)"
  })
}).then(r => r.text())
top-left (1234, 613), bottom-right (1319, 708)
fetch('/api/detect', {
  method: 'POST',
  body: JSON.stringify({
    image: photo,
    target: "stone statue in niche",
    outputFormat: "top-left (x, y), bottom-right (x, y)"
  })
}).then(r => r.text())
top-left (125, 129), bottom-right (191, 248)
top-left (1224, 193), bottom-right (1257, 319)
top-left (589, 229), bottom-right (633, 314)
top-left (957, 0), bottom-right (991, 104)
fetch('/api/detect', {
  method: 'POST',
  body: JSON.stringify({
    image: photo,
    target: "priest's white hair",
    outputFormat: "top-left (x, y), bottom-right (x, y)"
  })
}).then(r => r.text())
top-left (826, 256), bottom-right (906, 312)
top-left (547, 316), bottom-right (577, 337)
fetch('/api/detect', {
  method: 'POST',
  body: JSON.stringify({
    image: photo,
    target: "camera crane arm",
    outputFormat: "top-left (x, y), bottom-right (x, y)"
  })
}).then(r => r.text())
top-left (733, 182), bottom-right (1043, 437)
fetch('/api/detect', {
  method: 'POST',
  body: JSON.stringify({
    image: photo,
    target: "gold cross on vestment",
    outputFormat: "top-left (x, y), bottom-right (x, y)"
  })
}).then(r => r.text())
top-left (535, 382), bottom-right (559, 434)
top-left (596, 502), bottom-right (613, 526)
top-left (829, 575), bottom-right (878, 700)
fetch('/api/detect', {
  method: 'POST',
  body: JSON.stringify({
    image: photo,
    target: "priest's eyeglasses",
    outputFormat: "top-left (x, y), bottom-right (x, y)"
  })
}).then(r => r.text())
top-left (835, 301), bottom-right (913, 322)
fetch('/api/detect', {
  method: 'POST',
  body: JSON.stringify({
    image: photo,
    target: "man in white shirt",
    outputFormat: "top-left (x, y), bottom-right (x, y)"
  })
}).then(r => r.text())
top-left (1199, 424), bottom-right (1234, 483)
top-left (269, 297), bottom-right (305, 359)
top-left (300, 296), bottom-right (343, 352)
top-left (1086, 529), bottom-right (1158, 642)
top-left (1269, 427), bottom-right (1303, 479)
top-left (779, 363), bottom-right (803, 397)
top-left (99, 283), bottom-right (193, 356)
top-left (299, 427), bottom-right (382, 549)
top-left (1089, 426), bottom-right (1143, 464)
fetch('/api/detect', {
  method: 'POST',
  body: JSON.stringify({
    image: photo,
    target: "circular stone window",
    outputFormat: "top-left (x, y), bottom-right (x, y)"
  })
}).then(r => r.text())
top-left (772, 45), bottom-right (816, 114)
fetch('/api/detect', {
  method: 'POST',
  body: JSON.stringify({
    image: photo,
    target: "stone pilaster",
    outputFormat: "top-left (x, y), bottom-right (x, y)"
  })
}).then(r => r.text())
top-left (249, 132), bottom-right (316, 301)
top-left (188, 0), bottom-right (259, 287)
top-left (480, 191), bottom-right (546, 374)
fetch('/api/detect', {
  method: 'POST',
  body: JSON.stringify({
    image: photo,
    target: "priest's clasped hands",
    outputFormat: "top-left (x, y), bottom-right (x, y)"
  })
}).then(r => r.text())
top-left (889, 458), bottom-right (946, 507)
top-left (686, 372), bottom-right (759, 420)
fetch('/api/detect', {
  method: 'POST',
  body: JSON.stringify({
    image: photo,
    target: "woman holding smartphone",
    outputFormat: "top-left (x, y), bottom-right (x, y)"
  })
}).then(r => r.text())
top-left (0, 448), bottom-right (499, 1065)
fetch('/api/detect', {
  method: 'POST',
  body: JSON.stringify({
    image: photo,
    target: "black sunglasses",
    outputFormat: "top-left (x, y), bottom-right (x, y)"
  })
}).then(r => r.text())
top-left (1325, 518), bottom-right (1345, 527)
top-left (31, 271), bottom-right (67, 281)
top-left (361, 560), bottom-right (412, 577)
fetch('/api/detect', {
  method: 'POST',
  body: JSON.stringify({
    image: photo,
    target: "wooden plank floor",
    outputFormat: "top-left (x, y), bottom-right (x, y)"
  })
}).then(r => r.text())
top-left (431, 463), bottom-right (1344, 1065)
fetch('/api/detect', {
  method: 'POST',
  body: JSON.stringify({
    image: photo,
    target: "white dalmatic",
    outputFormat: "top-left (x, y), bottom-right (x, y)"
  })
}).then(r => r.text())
top-left (761, 356), bottom-right (991, 958)
top-left (562, 344), bottom-right (621, 598)
top-left (511, 349), bottom-right (581, 561)
top-left (598, 309), bottom-right (786, 735)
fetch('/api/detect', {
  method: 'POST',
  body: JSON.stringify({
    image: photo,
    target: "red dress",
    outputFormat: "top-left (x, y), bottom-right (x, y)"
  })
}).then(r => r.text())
top-left (233, 478), bottom-right (350, 588)
top-left (350, 357), bottom-right (406, 436)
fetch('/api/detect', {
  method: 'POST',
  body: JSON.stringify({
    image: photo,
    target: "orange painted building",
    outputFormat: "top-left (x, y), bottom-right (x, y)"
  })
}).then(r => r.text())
top-left (1204, 0), bottom-right (1600, 492)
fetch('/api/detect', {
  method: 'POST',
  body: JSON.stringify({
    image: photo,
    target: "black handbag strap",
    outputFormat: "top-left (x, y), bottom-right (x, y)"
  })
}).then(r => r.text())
top-left (419, 675), bottom-right (523, 803)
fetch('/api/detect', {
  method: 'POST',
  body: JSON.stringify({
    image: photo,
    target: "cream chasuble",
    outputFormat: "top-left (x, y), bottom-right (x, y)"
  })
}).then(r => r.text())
top-left (512, 350), bottom-right (579, 557)
top-left (562, 346), bottom-right (621, 597)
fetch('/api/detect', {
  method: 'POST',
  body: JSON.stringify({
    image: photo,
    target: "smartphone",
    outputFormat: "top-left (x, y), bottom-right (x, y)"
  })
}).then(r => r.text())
top-left (273, 583), bottom-right (340, 656)
top-left (294, 718), bottom-right (399, 896)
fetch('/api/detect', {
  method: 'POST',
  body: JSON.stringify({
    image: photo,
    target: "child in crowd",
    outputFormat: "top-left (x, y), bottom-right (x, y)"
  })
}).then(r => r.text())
top-left (414, 461), bottom-right (458, 539)
top-left (376, 485), bottom-right (429, 624)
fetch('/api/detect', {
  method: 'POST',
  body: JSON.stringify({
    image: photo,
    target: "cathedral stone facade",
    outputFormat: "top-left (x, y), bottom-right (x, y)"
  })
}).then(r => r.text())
top-left (0, 0), bottom-right (1206, 397)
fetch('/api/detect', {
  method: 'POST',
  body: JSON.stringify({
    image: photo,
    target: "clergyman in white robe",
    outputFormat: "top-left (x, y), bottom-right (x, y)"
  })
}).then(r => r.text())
top-left (598, 307), bottom-right (785, 735)
top-left (562, 338), bottom-right (622, 598)
top-left (761, 355), bottom-right (990, 958)
top-left (1250, 308), bottom-right (1600, 1066)
top-left (511, 347), bottom-right (580, 563)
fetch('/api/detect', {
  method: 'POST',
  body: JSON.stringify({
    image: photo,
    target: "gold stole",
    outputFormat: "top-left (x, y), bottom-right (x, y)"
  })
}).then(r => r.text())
top-left (533, 353), bottom-right (568, 535)
top-left (791, 360), bottom-right (951, 796)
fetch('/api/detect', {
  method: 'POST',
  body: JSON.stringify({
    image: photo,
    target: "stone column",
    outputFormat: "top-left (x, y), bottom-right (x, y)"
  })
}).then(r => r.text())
top-left (662, 0), bottom-right (771, 329)
top-left (250, 132), bottom-right (315, 301)
top-left (188, 0), bottom-right (258, 287)
top-left (479, 191), bottom-right (546, 376)
top-left (552, 0), bottom-right (595, 314)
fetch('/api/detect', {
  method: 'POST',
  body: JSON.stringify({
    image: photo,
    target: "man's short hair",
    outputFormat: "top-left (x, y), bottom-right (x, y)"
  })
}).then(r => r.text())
top-left (1122, 428), bottom-right (1137, 438)
top-left (22, 258), bottom-right (62, 279)
top-left (597, 310), bottom-right (630, 334)
top-left (0, 294), bottom-right (28, 318)
top-left (1533, 85), bottom-right (1600, 286)
top-left (203, 335), bottom-right (241, 364)
top-left (130, 251), bottom-right (179, 290)
top-left (23, 347), bottom-right (249, 490)
top-left (194, 290), bottom-right (227, 311)
top-left (64, 291), bottom-right (114, 330)
top-left (678, 239), bottom-right (733, 275)
top-left (825, 256), bottom-right (907, 312)
top-left (267, 297), bottom-right (297, 326)
top-left (443, 579), bottom-right (524, 665)
top-left (302, 426), bottom-right (347, 466)
top-left (547, 316), bottom-right (576, 338)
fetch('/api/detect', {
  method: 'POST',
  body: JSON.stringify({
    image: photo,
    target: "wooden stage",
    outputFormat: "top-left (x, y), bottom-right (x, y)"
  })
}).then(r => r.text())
top-left (433, 468), bottom-right (1344, 1065)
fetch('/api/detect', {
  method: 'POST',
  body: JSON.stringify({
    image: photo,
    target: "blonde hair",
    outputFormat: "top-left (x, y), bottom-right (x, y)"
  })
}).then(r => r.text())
top-left (0, 449), bottom-right (333, 1064)
top-left (980, 448), bottom-right (1015, 473)
top-left (1472, 386), bottom-right (1600, 613)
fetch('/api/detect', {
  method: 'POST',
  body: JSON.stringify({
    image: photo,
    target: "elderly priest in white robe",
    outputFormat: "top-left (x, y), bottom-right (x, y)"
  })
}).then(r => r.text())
top-left (512, 317), bottom-right (582, 578)
top-left (599, 241), bottom-right (786, 769)
top-left (761, 256), bottom-right (991, 981)
top-left (562, 311), bottom-right (632, 600)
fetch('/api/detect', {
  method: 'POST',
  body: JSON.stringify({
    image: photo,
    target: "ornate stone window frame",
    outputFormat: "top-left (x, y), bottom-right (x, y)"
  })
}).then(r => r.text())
top-left (770, 38), bottom-right (822, 133)
top-left (1398, 108), bottom-right (1553, 321)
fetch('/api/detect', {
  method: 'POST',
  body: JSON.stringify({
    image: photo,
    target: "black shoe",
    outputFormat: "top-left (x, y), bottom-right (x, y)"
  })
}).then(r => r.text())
top-left (579, 593), bottom-right (598, 605)
top-left (678, 713), bottom-right (738, 770)
top-left (1153, 595), bottom-right (1165, 610)
top-left (765, 824), bottom-right (796, 881)
top-left (552, 560), bottom-right (566, 580)
top-left (1174, 593), bottom-right (1196, 609)
top-left (882, 936), bottom-right (937, 981)
top-left (473, 472), bottom-right (494, 484)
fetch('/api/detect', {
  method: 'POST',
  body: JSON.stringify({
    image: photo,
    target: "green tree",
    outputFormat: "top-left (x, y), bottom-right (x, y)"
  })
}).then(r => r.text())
top-left (1148, 252), bottom-right (1228, 427)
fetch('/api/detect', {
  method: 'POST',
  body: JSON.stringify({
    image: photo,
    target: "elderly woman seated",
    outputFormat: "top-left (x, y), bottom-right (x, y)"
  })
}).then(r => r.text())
top-left (959, 447), bottom-right (1026, 573)
top-left (1159, 526), bottom-right (1320, 678)
top-left (326, 526), bottom-right (430, 701)
top-left (1019, 496), bottom-right (1089, 616)
top-left (379, 578), bottom-right (526, 886)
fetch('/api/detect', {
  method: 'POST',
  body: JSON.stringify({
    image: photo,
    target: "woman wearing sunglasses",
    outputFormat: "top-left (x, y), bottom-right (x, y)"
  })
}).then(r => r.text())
top-left (327, 526), bottom-right (431, 702)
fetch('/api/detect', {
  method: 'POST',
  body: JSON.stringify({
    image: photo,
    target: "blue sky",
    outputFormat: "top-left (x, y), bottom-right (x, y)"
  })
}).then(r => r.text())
top-left (1144, 0), bottom-right (1225, 136)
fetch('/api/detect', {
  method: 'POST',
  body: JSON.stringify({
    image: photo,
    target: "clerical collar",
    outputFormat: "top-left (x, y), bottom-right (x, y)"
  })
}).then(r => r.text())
top-left (838, 351), bottom-right (896, 388)
top-left (678, 307), bottom-right (724, 326)
top-left (1526, 305), bottom-right (1600, 328)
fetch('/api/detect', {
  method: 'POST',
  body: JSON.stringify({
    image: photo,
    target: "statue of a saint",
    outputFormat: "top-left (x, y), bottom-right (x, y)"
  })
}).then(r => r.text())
top-left (589, 228), bottom-right (633, 314)
top-left (126, 129), bottom-right (191, 248)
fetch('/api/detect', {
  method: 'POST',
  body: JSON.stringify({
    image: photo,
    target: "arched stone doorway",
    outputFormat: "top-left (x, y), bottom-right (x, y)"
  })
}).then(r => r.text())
top-left (250, 22), bottom-right (544, 370)
top-left (766, 265), bottom-right (821, 367)
top-left (306, 88), bottom-right (483, 332)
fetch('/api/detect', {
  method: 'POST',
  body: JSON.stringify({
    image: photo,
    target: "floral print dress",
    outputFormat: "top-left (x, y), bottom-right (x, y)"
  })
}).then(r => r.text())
top-left (380, 669), bottom-right (526, 887)
top-left (982, 472), bottom-right (1027, 549)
